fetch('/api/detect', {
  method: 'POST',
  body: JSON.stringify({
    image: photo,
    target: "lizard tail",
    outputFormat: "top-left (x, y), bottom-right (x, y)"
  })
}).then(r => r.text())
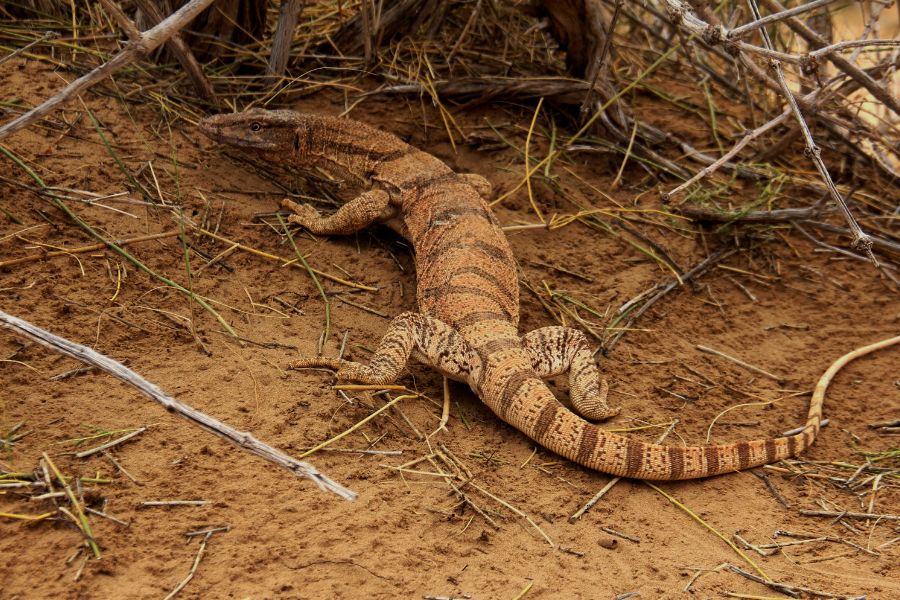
top-left (487, 335), bottom-right (899, 480)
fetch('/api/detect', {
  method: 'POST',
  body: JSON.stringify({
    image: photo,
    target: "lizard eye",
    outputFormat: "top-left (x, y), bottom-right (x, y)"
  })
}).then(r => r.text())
top-left (250, 122), bottom-right (262, 132)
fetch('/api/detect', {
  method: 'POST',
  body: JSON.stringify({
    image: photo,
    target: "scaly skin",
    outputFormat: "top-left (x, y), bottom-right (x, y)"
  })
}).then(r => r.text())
top-left (200, 109), bottom-right (823, 479)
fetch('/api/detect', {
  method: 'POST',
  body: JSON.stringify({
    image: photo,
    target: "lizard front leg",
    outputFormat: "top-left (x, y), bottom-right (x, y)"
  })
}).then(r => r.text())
top-left (290, 312), bottom-right (477, 385)
top-left (522, 326), bottom-right (618, 421)
top-left (282, 188), bottom-right (392, 235)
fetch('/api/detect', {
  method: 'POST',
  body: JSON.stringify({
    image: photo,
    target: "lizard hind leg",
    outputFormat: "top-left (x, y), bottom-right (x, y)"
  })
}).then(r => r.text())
top-left (522, 326), bottom-right (618, 421)
top-left (289, 312), bottom-right (475, 386)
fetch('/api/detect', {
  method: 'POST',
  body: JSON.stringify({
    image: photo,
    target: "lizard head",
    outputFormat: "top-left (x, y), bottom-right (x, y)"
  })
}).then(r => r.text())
top-left (199, 108), bottom-right (306, 153)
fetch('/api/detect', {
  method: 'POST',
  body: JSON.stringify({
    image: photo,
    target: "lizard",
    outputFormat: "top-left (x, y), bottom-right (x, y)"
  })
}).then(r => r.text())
top-left (199, 108), bottom-right (824, 480)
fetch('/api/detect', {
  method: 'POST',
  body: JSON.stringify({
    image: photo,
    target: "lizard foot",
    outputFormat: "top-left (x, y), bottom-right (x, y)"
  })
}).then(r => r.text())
top-left (522, 325), bottom-right (621, 421)
top-left (289, 355), bottom-right (403, 385)
top-left (288, 356), bottom-right (343, 372)
top-left (575, 397), bottom-right (620, 421)
top-left (280, 189), bottom-right (391, 236)
top-left (288, 356), bottom-right (374, 383)
top-left (281, 198), bottom-right (322, 227)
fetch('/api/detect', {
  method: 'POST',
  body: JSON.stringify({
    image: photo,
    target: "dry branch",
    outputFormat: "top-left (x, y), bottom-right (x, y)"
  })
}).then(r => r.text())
top-left (727, 0), bottom-right (843, 40)
top-left (328, 0), bottom-right (433, 54)
top-left (535, 0), bottom-right (612, 79)
top-left (373, 77), bottom-right (599, 107)
top-left (603, 247), bottom-right (737, 353)
top-left (268, 0), bottom-right (304, 76)
top-left (726, 564), bottom-right (854, 599)
top-left (131, 0), bottom-right (217, 103)
top-left (0, 31), bottom-right (58, 67)
top-left (0, 0), bottom-right (215, 141)
top-left (756, 0), bottom-right (900, 117)
top-left (800, 509), bottom-right (900, 521)
top-left (745, 0), bottom-right (873, 254)
top-left (0, 309), bottom-right (355, 501)
top-left (673, 206), bottom-right (900, 259)
top-left (675, 205), bottom-right (822, 223)
top-left (660, 0), bottom-right (900, 120)
top-left (656, 0), bottom-right (883, 256)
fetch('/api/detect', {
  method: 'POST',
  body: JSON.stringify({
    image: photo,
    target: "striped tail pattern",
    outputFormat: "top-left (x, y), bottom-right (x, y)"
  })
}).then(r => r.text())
top-left (481, 352), bottom-right (823, 479)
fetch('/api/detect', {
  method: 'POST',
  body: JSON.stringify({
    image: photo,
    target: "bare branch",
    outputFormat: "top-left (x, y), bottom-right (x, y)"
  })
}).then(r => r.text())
top-left (809, 39), bottom-right (900, 60)
top-left (0, 0), bottom-right (216, 141)
top-left (744, 0), bottom-right (874, 255)
top-left (0, 309), bottom-right (356, 501)
top-left (663, 107), bottom-right (790, 200)
top-left (728, 0), bottom-right (843, 40)
top-left (98, 0), bottom-right (141, 41)
top-left (133, 0), bottom-right (217, 103)
top-left (267, 0), bottom-right (304, 76)
top-left (0, 31), bottom-right (59, 67)
top-left (657, 0), bottom-right (900, 116)
top-left (757, 0), bottom-right (900, 116)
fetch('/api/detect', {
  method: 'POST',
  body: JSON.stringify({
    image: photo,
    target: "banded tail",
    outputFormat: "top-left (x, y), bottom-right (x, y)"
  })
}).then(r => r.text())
top-left (482, 353), bottom-right (823, 480)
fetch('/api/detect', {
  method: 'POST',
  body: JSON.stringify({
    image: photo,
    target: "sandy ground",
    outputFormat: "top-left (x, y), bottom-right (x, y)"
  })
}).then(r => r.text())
top-left (1, 59), bottom-right (898, 599)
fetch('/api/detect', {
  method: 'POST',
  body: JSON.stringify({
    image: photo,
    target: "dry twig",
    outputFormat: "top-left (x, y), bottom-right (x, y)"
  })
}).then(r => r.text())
top-left (0, 310), bottom-right (355, 500)
top-left (0, 0), bottom-right (215, 140)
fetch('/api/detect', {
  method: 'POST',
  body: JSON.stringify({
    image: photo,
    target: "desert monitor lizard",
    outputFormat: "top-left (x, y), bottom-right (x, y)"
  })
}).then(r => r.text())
top-left (200, 109), bottom-right (823, 480)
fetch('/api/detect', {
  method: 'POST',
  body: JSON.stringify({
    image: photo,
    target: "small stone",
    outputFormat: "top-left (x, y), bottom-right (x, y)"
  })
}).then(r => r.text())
top-left (598, 536), bottom-right (618, 549)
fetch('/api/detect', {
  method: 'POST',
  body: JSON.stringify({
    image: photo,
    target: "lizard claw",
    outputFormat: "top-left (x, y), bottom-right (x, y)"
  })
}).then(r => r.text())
top-left (281, 199), bottom-right (321, 227)
top-left (288, 357), bottom-right (365, 383)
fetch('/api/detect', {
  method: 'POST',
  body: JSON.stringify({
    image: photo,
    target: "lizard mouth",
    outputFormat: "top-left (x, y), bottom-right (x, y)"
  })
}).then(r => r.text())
top-left (197, 117), bottom-right (226, 143)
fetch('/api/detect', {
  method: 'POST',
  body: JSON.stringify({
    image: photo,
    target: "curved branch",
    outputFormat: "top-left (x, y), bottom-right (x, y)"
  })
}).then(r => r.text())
top-left (0, 0), bottom-right (216, 141)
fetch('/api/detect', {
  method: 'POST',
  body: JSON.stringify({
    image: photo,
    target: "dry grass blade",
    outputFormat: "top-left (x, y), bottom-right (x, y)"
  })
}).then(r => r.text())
top-left (0, 30), bottom-right (58, 66)
top-left (523, 97), bottom-right (546, 223)
top-left (162, 530), bottom-right (220, 600)
top-left (278, 214), bottom-right (331, 350)
top-left (696, 345), bottom-right (783, 382)
top-left (191, 223), bottom-right (377, 291)
top-left (0, 229), bottom-right (181, 269)
top-left (74, 427), bottom-right (147, 458)
top-left (42, 453), bottom-right (101, 559)
top-left (0, 510), bottom-right (55, 521)
top-left (646, 482), bottom-right (769, 581)
top-left (726, 564), bottom-right (857, 599)
top-left (468, 481), bottom-right (554, 548)
top-left (299, 394), bottom-right (416, 459)
top-left (0, 143), bottom-right (237, 335)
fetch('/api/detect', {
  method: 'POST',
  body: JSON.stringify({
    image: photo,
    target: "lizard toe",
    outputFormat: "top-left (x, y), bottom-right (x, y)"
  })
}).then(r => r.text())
top-left (288, 356), bottom-right (343, 371)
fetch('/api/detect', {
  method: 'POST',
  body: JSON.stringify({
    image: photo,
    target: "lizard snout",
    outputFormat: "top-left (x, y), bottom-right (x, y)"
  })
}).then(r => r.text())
top-left (197, 115), bottom-right (226, 142)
